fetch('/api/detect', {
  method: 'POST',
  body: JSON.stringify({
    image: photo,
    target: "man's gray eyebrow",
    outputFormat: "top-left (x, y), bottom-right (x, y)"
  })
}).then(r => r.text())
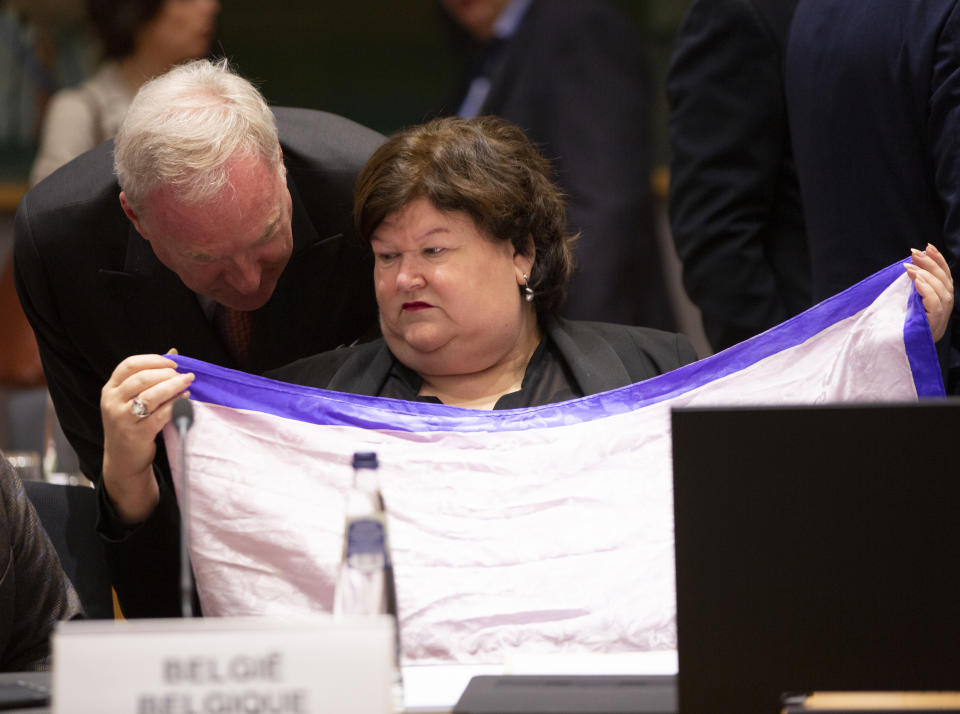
top-left (255, 212), bottom-right (282, 244)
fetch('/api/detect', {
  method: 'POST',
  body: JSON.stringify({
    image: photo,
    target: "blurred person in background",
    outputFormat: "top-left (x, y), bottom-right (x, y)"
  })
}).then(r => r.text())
top-left (786, 0), bottom-right (960, 393)
top-left (1, 0), bottom-right (91, 159)
top-left (667, 0), bottom-right (811, 352)
top-left (29, 0), bottom-right (220, 185)
top-left (438, 0), bottom-right (676, 331)
top-left (2, 0), bottom-right (90, 388)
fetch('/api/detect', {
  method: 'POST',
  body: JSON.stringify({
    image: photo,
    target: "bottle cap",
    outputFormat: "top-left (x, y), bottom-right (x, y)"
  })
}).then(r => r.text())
top-left (352, 452), bottom-right (379, 469)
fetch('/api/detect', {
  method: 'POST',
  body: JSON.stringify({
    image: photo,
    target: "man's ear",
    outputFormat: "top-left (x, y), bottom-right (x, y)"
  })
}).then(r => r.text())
top-left (119, 192), bottom-right (147, 239)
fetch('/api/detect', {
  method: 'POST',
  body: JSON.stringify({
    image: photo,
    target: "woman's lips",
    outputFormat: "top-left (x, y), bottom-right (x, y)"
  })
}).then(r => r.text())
top-left (402, 301), bottom-right (432, 311)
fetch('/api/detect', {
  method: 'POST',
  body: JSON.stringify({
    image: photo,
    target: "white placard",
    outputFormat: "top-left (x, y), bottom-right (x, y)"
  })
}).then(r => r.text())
top-left (52, 616), bottom-right (395, 714)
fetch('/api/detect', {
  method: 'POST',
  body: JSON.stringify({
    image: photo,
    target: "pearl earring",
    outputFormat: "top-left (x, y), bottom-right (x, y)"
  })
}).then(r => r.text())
top-left (522, 274), bottom-right (535, 303)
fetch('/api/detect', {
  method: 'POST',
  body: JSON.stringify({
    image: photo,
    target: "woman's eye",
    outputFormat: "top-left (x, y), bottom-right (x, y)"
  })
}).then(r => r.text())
top-left (424, 247), bottom-right (445, 256)
top-left (376, 253), bottom-right (398, 263)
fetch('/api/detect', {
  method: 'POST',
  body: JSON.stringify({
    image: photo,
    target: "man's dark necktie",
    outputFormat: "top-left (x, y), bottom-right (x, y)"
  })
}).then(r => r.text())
top-left (213, 303), bottom-right (253, 365)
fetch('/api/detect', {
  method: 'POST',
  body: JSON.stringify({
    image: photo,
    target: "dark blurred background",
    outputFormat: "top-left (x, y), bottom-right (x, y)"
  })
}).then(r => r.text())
top-left (1, 0), bottom-right (690, 183)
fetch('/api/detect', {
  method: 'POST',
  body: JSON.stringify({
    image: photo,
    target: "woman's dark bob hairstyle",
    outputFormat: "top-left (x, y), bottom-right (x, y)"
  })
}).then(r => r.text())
top-left (354, 115), bottom-right (576, 314)
top-left (87, 0), bottom-right (165, 60)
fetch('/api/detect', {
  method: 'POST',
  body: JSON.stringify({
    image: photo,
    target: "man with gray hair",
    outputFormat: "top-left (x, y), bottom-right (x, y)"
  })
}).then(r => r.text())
top-left (14, 59), bottom-right (383, 617)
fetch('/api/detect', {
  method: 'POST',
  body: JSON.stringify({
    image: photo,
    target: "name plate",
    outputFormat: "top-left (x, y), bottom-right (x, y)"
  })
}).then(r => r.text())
top-left (52, 616), bottom-right (395, 714)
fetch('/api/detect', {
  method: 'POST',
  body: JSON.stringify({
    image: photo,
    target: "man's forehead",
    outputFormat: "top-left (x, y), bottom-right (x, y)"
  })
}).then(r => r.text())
top-left (142, 156), bottom-right (284, 244)
top-left (147, 152), bottom-right (278, 204)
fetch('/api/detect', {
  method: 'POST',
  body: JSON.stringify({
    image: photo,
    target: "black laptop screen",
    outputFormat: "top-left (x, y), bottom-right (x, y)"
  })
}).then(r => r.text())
top-left (671, 401), bottom-right (960, 714)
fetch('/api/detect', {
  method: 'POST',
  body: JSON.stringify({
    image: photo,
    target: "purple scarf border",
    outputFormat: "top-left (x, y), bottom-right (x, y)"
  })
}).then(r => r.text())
top-left (172, 260), bottom-right (945, 433)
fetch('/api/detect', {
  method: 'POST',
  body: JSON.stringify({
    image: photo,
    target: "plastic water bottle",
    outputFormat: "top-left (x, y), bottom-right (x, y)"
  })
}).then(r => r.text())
top-left (333, 452), bottom-right (403, 710)
top-left (333, 452), bottom-right (387, 615)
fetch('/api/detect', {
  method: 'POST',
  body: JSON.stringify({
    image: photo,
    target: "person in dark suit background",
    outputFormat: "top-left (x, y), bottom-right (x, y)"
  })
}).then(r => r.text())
top-left (439, 0), bottom-right (675, 331)
top-left (1, 453), bottom-right (83, 671)
top-left (14, 59), bottom-right (383, 617)
top-left (786, 0), bottom-right (959, 393)
top-left (667, 0), bottom-right (810, 352)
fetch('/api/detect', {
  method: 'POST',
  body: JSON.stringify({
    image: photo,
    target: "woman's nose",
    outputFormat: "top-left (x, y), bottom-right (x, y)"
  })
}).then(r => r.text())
top-left (395, 257), bottom-right (425, 291)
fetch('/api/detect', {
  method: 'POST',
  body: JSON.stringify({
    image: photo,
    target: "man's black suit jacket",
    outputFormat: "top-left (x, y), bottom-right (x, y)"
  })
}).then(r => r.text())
top-left (454, 0), bottom-right (674, 330)
top-left (786, 0), bottom-right (960, 392)
top-left (13, 107), bottom-right (384, 615)
top-left (668, 0), bottom-right (810, 351)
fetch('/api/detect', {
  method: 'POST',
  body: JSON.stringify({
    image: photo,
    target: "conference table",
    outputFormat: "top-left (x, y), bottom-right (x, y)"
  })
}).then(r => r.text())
top-left (2, 653), bottom-right (679, 713)
top-left (1, 670), bottom-right (461, 714)
top-left (0, 672), bottom-right (50, 714)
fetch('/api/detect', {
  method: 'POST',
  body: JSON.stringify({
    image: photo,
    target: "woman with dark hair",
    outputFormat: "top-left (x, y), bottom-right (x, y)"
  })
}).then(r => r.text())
top-left (29, 0), bottom-right (219, 185)
top-left (262, 115), bottom-right (697, 407)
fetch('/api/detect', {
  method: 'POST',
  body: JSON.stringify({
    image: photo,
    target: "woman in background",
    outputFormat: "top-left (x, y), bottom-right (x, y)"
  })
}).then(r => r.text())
top-left (29, 0), bottom-right (219, 185)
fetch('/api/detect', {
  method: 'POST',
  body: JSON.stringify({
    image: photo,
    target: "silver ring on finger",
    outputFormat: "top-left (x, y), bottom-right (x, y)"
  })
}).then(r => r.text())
top-left (131, 396), bottom-right (150, 419)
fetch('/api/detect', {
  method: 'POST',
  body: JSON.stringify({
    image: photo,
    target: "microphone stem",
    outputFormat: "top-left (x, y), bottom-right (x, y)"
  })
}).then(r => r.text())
top-left (179, 421), bottom-right (194, 618)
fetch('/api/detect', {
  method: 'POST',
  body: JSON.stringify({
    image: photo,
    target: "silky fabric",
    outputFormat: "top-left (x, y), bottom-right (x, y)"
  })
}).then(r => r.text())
top-left (163, 262), bottom-right (941, 665)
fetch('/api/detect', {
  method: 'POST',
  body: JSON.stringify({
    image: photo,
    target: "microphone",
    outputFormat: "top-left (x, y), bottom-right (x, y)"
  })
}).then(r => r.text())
top-left (172, 398), bottom-right (195, 618)
top-left (173, 398), bottom-right (194, 433)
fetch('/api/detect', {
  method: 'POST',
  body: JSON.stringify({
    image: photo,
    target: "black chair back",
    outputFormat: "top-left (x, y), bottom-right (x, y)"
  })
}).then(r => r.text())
top-left (24, 481), bottom-right (113, 619)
